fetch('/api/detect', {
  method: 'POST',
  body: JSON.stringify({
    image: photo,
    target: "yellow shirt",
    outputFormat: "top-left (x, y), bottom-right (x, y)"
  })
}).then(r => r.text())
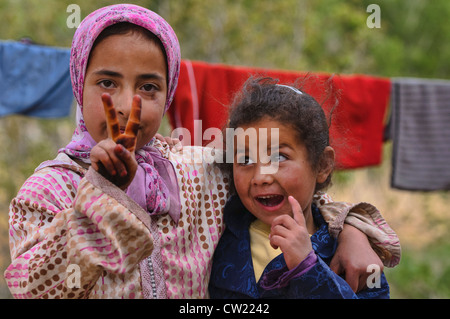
top-left (249, 219), bottom-right (313, 282)
top-left (249, 219), bottom-right (281, 282)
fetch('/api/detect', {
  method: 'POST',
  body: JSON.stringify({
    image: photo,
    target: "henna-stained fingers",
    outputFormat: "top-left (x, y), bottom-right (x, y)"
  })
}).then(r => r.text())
top-left (101, 93), bottom-right (121, 141)
top-left (101, 93), bottom-right (141, 152)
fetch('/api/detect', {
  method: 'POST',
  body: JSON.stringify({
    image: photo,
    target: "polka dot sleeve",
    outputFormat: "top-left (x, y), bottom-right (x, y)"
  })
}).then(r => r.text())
top-left (5, 165), bottom-right (153, 298)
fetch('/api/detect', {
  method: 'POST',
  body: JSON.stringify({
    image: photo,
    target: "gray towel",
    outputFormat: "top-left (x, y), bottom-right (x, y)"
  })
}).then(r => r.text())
top-left (390, 77), bottom-right (450, 191)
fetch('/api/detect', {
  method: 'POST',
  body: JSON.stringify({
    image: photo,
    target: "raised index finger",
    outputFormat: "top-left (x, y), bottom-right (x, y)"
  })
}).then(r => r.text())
top-left (288, 196), bottom-right (305, 226)
top-left (101, 93), bottom-right (120, 140)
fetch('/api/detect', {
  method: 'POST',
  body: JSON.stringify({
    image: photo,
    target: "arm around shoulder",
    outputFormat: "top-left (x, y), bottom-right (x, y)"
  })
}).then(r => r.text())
top-left (316, 196), bottom-right (401, 268)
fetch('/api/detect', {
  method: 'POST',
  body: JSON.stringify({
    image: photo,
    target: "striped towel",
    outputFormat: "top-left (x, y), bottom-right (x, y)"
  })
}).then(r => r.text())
top-left (390, 77), bottom-right (450, 191)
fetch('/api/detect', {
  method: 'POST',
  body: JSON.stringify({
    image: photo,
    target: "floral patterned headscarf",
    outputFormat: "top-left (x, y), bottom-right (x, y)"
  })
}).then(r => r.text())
top-left (49, 4), bottom-right (181, 221)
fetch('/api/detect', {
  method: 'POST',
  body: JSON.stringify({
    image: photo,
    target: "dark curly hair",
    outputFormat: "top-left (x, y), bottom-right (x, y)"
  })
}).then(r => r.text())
top-left (217, 76), bottom-right (337, 194)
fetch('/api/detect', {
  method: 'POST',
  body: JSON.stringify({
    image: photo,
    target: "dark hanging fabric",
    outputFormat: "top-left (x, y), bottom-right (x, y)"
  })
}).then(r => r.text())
top-left (390, 77), bottom-right (450, 191)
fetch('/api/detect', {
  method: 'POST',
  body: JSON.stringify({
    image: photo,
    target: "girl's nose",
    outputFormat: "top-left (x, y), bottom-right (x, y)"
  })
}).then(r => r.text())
top-left (251, 164), bottom-right (275, 186)
top-left (113, 92), bottom-right (134, 119)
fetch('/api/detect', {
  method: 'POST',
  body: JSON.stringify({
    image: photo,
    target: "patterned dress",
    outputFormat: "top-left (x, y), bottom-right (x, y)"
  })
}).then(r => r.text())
top-left (5, 142), bottom-right (229, 298)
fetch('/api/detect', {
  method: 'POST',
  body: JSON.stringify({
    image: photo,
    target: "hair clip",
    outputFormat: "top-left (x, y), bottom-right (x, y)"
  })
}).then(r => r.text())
top-left (276, 84), bottom-right (303, 95)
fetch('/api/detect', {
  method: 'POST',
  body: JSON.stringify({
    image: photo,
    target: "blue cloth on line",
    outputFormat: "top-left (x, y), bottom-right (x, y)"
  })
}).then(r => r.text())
top-left (0, 40), bottom-right (73, 118)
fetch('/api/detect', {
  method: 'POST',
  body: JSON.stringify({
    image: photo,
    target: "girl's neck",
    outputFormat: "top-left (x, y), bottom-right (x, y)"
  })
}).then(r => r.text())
top-left (304, 208), bottom-right (318, 235)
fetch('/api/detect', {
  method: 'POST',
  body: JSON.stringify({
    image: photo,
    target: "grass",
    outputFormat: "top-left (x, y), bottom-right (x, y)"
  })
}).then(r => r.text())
top-left (385, 244), bottom-right (450, 298)
top-left (0, 115), bottom-right (449, 299)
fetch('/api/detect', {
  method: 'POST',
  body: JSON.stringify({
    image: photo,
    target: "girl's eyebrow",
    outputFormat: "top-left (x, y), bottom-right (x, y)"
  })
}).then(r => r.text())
top-left (93, 70), bottom-right (165, 82)
top-left (278, 143), bottom-right (294, 151)
top-left (94, 69), bottom-right (123, 78)
top-left (138, 73), bottom-right (166, 83)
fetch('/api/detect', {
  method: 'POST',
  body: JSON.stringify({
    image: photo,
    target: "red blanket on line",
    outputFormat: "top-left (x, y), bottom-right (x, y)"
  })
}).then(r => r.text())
top-left (167, 60), bottom-right (391, 169)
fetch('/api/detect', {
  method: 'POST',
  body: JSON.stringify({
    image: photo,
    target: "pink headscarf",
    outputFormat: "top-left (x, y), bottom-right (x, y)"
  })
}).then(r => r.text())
top-left (70, 4), bottom-right (180, 112)
top-left (40, 4), bottom-right (181, 221)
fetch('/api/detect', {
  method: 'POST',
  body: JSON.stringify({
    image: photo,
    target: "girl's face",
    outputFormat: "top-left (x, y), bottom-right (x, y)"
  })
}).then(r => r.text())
top-left (233, 118), bottom-right (331, 232)
top-left (83, 31), bottom-right (168, 150)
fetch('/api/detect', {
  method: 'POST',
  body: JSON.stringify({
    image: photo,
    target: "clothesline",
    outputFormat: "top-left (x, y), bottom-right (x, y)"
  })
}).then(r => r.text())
top-left (1, 40), bottom-right (449, 191)
top-left (168, 60), bottom-right (390, 171)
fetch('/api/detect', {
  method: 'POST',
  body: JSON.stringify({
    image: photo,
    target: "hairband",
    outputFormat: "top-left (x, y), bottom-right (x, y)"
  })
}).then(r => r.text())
top-left (276, 84), bottom-right (303, 95)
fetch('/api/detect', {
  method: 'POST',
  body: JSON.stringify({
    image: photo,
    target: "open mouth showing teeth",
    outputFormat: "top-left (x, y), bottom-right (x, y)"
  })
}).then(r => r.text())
top-left (255, 195), bottom-right (284, 207)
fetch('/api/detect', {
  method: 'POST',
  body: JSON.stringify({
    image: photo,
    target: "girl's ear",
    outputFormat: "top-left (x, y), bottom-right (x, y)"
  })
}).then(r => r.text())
top-left (316, 146), bottom-right (335, 184)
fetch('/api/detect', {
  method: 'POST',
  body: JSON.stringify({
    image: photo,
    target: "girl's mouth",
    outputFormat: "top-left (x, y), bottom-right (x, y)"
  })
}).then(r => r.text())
top-left (255, 194), bottom-right (285, 208)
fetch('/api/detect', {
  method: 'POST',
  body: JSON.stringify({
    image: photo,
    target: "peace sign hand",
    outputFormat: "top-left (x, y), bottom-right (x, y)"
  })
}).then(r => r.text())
top-left (102, 93), bottom-right (141, 152)
top-left (89, 93), bottom-right (140, 190)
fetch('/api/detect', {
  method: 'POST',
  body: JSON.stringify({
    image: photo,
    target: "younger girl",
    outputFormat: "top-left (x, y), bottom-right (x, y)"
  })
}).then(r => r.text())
top-left (209, 77), bottom-right (394, 298)
top-left (5, 5), bottom-right (398, 299)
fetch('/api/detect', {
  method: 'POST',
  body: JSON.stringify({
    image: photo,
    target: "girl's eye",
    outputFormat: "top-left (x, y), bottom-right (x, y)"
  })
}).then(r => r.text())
top-left (237, 155), bottom-right (255, 166)
top-left (99, 80), bottom-right (115, 89)
top-left (245, 156), bottom-right (255, 165)
top-left (272, 153), bottom-right (288, 163)
top-left (140, 83), bottom-right (157, 92)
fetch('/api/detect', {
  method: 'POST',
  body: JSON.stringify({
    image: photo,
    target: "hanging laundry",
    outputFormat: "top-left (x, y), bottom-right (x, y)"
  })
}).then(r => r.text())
top-left (0, 40), bottom-right (73, 118)
top-left (390, 77), bottom-right (450, 191)
top-left (168, 60), bottom-right (391, 169)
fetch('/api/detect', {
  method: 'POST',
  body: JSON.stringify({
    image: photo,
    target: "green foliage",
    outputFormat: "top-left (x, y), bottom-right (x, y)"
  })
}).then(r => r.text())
top-left (386, 244), bottom-right (450, 298)
top-left (0, 115), bottom-right (75, 200)
top-left (365, 0), bottom-right (450, 79)
top-left (1, 0), bottom-right (449, 78)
